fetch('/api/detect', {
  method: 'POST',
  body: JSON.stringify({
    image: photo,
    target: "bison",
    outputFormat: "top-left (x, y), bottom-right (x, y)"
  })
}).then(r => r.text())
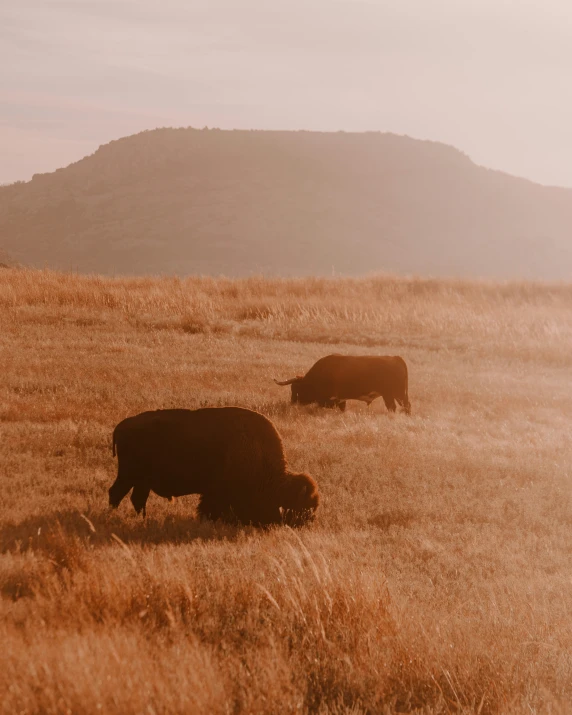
top-left (108, 407), bottom-right (319, 526)
top-left (275, 354), bottom-right (411, 413)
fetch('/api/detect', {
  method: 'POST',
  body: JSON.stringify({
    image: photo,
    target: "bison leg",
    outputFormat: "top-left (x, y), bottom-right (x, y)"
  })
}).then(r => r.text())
top-left (362, 392), bottom-right (380, 407)
top-left (130, 484), bottom-right (151, 517)
top-left (109, 473), bottom-right (133, 509)
top-left (222, 498), bottom-right (281, 527)
top-left (199, 492), bottom-right (282, 528)
top-left (322, 397), bottom-right (343, 410)
top-left (204, 495), bottom-right (281, 527)
top-left (396, 397), bottom-right (412, 414)
top-left (336, 401), bottom-right (347, 411)
top-left (197, 494), bottom-right (232, 522)
top-left (233, 505), bottom-right (282, 527)
top-left (244, 502), bottom-right (283, 527)
top-left (382, 395), bottom-right (397, 412)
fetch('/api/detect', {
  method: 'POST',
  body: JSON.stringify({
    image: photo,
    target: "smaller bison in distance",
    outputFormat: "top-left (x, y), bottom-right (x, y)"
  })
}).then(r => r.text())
top-left (275, 354), bottom-right (411, 413)
top-left (109, 407), bottom-right (319, 527)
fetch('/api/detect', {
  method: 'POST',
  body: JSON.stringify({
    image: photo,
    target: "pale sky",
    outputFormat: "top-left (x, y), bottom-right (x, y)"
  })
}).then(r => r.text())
top-left (2, 0), bottom-right (572, 187)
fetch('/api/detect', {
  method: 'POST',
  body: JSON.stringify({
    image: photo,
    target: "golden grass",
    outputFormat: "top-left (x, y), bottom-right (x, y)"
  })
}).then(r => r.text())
top-left (1, 268), bottom-right (571, 713)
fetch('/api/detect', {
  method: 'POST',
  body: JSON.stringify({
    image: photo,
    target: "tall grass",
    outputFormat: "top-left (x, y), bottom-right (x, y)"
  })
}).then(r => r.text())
top-left (2, 269), bottom-right (572, 361)
top-left (1, 268), bottom-right (571, 713)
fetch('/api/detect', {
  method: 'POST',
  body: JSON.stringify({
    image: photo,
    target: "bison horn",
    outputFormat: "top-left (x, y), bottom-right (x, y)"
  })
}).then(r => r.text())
top-left (274, 377), bottom-right (300, 386)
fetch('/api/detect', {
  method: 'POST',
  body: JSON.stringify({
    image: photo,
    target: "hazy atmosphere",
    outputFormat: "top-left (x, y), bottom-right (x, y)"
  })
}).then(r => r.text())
top-left (3, 2), bottom-right (572, 713)
top-left (2, 0), bottom-right (572, 186)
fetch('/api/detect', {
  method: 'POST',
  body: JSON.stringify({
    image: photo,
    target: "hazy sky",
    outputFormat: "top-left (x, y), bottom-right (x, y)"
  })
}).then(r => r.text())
top-left (2, 0), bottom-right (572, 186)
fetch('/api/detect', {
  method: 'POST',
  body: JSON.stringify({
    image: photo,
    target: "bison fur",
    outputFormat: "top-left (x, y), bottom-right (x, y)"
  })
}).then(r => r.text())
top-left (109, 407), bottom-right (319, 527)
top-left (275, 354), bottom-right (411, 413)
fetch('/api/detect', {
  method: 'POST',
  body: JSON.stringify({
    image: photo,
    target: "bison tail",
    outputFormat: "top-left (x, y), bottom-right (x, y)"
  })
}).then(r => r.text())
top-left (112, 430), bottom-right (117, 457)
top-left (402, 361), bottom-right (411, 415)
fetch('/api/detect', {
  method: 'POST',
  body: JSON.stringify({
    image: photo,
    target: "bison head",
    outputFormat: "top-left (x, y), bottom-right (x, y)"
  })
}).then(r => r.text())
top-left (278, 472), bottom-right (319, 526)
top-left (274, 376), bottom-right (315, 405)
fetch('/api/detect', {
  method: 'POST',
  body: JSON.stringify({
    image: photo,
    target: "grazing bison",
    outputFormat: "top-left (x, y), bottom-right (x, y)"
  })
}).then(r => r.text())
top-left (109, 407), bottom-right (319, 526)
top-left (275, 354), bottom-right (411, 413)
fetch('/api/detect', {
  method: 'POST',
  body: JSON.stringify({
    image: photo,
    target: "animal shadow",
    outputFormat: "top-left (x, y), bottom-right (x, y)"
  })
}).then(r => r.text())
top-left (0, 508), bottom-right (249, 556)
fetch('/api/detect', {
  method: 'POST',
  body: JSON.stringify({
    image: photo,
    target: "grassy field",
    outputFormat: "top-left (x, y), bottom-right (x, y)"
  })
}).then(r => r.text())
top-left (1, 269), bottom-right (571, 714)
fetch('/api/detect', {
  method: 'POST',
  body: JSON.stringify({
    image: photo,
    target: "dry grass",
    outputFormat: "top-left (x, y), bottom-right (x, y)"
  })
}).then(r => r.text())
top-left (1, 268), bottom-right (571, 714)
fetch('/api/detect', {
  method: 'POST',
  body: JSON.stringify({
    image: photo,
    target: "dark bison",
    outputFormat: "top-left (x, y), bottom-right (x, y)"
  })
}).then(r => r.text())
top-left (275, 354), bottom-right (411, 413)
top-left (109, 407), bottom-right (319, 526)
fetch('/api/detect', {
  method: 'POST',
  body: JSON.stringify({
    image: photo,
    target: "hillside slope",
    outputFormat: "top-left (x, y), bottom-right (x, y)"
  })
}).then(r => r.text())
top-left (1, 127), bottom-right (571, 278)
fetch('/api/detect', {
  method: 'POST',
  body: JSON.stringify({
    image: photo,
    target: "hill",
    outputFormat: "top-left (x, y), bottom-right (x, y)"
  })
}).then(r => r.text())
top-left (1, 128), bottom-right (572, 278)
